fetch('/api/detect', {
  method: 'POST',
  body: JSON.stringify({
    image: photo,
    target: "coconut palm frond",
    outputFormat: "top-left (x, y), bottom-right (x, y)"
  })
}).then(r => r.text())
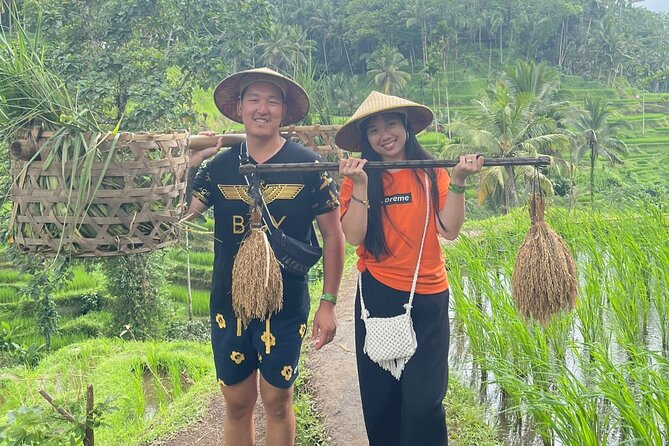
top-left (478, 166), bottom-right (506, 204)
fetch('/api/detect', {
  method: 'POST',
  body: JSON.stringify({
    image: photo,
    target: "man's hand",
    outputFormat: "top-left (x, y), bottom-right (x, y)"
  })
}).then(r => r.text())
top-left (311, 300), bottom-right (337, 350)
top-left (189, 130), bottom-right (222, 167)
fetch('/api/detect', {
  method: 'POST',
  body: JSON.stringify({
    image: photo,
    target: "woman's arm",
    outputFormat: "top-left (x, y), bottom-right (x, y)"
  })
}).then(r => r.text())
top-left (339, 158), bottom-right (369, 245)
top-left (437, 155), bottom-right (483, 240)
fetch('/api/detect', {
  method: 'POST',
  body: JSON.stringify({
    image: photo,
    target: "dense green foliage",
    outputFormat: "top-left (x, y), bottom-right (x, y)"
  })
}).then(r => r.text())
top-left (103, 253), bottom-right (166, 340)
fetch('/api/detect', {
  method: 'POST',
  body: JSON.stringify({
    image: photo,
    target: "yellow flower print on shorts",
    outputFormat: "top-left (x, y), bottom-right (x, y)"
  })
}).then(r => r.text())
top-left (217, 378), bottom-right (226, 387)
top-left (230, 351), bottom-right (245, 364)
top-left (299, 323), bottom-right (307, 338)
top-left (281, 365), bottom-right (293, 381)
top-left (215, 313), bottom-right (226, 329)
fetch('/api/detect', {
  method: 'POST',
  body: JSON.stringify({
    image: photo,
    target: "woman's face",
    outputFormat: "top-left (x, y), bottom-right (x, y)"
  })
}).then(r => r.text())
top-left (364, 113), bottom-right (407, 162)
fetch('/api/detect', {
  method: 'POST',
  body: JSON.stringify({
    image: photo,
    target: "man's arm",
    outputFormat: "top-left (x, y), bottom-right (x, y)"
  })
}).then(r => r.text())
top-left (311, 208), bottom-right (345, 350)
top-left (183, 132), bottom-right (221, 221)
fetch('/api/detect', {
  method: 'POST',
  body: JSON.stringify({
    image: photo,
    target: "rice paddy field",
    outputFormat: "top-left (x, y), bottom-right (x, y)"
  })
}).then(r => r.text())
top-left (447, 205), bottom-right (669, 445)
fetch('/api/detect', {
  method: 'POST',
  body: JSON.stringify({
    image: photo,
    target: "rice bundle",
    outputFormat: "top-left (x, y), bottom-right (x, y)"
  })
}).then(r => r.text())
top-left (512, 193), bottom-right (578, 324)
top-left (231, 206), bottom-right (283, 327)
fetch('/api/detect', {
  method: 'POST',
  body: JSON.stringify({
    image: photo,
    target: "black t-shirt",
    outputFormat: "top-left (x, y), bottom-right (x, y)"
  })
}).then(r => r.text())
top-left (192, 140), bottom-right (339, 316)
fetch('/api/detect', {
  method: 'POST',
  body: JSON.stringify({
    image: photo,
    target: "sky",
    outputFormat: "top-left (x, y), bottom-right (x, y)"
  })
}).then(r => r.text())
top-left (638, 0), bottom-right (669, 12)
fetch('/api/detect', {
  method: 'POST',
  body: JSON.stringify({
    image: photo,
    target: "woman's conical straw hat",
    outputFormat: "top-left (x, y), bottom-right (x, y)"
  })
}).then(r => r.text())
top-left (213, 67), bottom-right (310, 125)
top-left (335, 91), bottom-right (434, 151)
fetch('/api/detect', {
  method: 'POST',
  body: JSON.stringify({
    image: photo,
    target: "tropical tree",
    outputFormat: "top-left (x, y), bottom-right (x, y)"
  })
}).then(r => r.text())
top-left (366, 45), bottom-right (411, 94)
top-left (570, 97), bottom-right (628, 208)
top-left (326, 73), bottom-right (363, 116)
top-left (20, 0), bottom-right (273, 130)
top-left (257, 22), bottom-right (295, 71)
top-left (284, 24), bottom-right (315, 78)
top-left (445, 80), bottom-right (568, 212)
top-left (399, 0), bottom-right (438, 66)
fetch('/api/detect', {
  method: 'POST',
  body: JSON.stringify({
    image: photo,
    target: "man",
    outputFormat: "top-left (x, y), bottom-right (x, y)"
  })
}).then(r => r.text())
top-left (185, 67), bottom-right (345, 445)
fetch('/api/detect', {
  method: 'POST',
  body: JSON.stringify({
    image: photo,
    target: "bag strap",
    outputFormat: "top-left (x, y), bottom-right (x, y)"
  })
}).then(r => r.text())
top-left (360, 171), bottom-right (431, 320)
top-left (239, 141), bottom-right (318, 245)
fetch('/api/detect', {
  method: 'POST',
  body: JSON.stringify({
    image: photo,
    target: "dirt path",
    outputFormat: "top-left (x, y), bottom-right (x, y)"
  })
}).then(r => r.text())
top-left (154, 266), bottom-right (364, 445)
top-left (307, 265), bottom-right (367, 445)
top-left (155, 397), bottom-right (266, 445)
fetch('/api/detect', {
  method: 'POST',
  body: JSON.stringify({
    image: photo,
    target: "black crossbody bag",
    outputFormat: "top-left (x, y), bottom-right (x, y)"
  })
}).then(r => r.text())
top-left (239, 142), bottom-right (323, 277)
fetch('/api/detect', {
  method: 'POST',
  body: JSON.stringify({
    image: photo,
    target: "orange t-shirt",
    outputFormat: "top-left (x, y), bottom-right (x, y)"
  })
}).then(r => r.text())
top-left (340, 168), bottom-right (451, 294)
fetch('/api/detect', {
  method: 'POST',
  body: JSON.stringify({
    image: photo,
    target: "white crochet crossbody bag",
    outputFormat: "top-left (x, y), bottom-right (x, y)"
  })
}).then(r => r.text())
top-left (359, 172), bottom-right (431, 380)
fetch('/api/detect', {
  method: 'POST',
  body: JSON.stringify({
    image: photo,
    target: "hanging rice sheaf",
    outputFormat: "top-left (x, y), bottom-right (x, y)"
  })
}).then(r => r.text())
top-left (512, 193), bottom-right (578, 324)
top-left (231, 206), bottom-right (283, 327)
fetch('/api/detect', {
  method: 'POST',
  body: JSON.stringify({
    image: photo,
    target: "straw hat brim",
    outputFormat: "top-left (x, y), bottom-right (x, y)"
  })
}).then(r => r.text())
top-left (213, 67), bottom-right (310, 125)
top-left (334, 91), bottom-right (434, 152)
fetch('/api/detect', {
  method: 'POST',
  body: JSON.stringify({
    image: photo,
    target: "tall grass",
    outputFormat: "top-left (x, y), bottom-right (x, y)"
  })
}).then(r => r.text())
top-left (448, 204), bottom-right (669, 444)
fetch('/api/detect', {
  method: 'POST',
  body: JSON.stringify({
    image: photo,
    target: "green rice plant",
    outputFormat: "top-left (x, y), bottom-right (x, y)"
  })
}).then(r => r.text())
top-left (0, 339), bottom-right (214, 445)
top-left (0, 286), bottom-right (21, 304)
top-left (633, 353), bottom-right (669, 433)
top-left (590, 347), bottom-right (664, 445)
top-left (0, 269), bottom-right (22, 283)
top-left (522, 364), bottom-right (609, 446)
top-left (58, 266), bottom-right (100, 293)
top-left (606, 245), bottom-right (650, 359)
top-left (165, 284), bottom-right (209, 317)
top-left (650, 243), bottom-right (669, 355)
top-left (166, 249), bottom-right (214, 267)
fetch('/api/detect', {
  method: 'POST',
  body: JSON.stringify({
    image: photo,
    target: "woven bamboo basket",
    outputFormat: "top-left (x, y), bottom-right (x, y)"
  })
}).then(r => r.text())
top-left (9, 129), bottom-right (189, 257)
top-left (280, 124), bottom-right (344, 160)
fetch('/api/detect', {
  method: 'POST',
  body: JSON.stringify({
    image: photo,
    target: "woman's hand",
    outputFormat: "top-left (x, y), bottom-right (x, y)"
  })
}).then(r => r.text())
top-left (339, 157), bottom-right (368, 186)
top-left (451, 154), bottom-right (484, 184)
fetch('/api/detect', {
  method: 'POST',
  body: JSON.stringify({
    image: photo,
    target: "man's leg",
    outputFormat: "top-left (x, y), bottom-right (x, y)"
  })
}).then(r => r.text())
top-left (259, 374), bottom-right (295, 446)
top-left (221, 371), bottom-right (259, 446)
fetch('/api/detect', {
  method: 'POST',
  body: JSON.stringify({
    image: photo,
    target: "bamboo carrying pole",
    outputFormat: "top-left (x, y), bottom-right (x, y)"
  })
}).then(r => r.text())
top-left (188, 133), bottom-right (246, 152)
top-left (239, 156), bottom-right (551, 174)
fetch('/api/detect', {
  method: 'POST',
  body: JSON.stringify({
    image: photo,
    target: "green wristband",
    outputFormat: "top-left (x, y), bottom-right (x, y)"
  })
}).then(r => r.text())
top-left (321, 292), bottom-right (337, 305)
top-left (449, 183), bottom-right (466, 194)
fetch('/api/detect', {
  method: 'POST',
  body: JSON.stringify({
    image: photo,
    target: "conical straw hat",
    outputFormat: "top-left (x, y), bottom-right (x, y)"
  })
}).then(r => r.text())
top-left (213, 67), bottom-right (310, 125)
top-left (335, 91), bottom-right (434, 151)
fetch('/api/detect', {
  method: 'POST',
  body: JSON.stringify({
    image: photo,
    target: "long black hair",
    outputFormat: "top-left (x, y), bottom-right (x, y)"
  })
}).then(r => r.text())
top-left (359, 113), bottom-right (446, 260)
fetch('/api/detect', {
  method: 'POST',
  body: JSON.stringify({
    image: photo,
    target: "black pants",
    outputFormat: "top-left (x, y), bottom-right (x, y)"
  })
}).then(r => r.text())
top-left (355, 271), bottom-right (450, 446)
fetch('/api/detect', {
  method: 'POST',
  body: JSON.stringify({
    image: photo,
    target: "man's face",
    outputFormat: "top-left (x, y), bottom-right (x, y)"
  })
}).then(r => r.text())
top-left (236, 81), bottom-right (287, 138)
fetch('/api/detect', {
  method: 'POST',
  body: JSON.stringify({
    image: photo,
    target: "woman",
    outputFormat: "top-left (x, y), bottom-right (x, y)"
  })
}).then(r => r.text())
top-left (335, 91), bottom-right (482, 446)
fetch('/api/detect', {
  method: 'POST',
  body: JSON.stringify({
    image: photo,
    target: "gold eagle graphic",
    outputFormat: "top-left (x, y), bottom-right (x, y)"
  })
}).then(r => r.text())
top-left (217, 184), bottom-right (304, 205)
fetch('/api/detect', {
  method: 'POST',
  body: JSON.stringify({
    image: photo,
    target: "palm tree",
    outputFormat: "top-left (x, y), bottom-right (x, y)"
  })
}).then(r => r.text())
top-left (367, 45), bottom-right (411, 94)
top-left (257, 24), bottom-right (314, 78)
top-left (257, 23), bottom-right (293, 72)
top-left (399, 0), bottom-right (438, 66)
top-left (327, 73), bottom-right (361, 116)
top-left (283, 24), bottom-right (315, 78)
top-left (445, 80), bottom-right (569, 212)
top-left (570, 97), bottom-right (628, 208)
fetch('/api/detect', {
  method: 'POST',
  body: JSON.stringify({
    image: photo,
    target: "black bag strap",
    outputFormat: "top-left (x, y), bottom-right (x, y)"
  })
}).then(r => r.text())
top-left (239, 141), bottom-right (319, 247)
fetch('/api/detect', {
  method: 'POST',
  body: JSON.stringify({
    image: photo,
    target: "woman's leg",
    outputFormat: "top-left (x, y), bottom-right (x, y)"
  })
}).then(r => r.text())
top-left (355, 272), bottom-right (404, 446)
top-left (400, 289), bottom-right (450, 446)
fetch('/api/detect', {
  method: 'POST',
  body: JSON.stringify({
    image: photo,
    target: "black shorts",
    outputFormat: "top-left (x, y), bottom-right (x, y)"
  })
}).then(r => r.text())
top-left (210, 304), bottom-right (309, 389)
